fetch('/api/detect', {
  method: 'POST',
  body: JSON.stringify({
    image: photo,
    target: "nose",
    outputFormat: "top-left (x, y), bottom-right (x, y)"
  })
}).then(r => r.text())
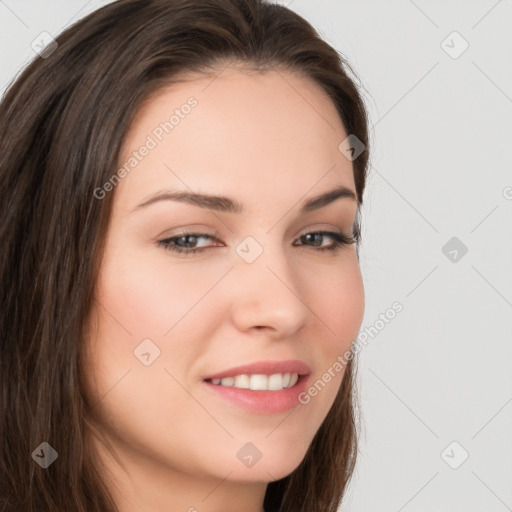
top-left (229, 241), bottom-right (310, 338)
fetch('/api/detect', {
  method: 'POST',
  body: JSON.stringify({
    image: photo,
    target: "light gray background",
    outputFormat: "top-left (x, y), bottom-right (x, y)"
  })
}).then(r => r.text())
top-left (1, 1), bottom-right (511, 511)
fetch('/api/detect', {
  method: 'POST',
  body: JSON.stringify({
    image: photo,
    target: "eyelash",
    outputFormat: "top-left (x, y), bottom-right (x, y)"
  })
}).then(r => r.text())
top-left (157, 230), bottom-right (357, 256)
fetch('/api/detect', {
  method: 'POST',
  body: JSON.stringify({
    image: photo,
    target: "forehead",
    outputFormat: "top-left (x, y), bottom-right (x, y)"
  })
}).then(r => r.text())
top-left (114, 67), bottom-right (354, 211)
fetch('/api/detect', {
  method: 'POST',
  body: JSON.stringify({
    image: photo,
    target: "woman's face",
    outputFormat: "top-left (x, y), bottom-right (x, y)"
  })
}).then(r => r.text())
top-left (84, 66), bottom-right (364, 507)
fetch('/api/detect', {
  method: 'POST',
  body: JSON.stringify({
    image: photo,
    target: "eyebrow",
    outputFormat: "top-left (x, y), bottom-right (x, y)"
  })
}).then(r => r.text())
top-left (131, 184), bottom-right (357, 214)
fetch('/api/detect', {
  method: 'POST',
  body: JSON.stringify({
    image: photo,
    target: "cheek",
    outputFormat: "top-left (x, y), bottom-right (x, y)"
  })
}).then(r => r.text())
top-left (307, 254), bottom-right (365, 349)
top-left (96, 248), bottom-right (227, 340)
top-left (86, 248), bottom-right (230, 411)
top-left (290, 254), bottom-right (363, 414)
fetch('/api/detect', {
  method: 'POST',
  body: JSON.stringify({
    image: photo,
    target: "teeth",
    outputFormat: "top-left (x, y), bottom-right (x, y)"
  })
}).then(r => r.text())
top-left (219, 377), bottom-right (234, 386)
top-left (267, 373), bottom-right (283, 391)
top-left (210, 373), bottom-right (300, 391)
top-left (234, 374), bottom-right (250, 388)
top-left (250, 374), bottom-right (267, 390)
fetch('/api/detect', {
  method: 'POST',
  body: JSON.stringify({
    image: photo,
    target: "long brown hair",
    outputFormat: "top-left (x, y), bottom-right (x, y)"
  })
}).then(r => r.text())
top-left (0, 1), bottom-right (370, 510)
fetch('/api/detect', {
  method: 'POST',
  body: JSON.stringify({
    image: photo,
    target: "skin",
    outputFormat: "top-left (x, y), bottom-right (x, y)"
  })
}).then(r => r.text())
top-left (83, 65), bottom-right (365, 512)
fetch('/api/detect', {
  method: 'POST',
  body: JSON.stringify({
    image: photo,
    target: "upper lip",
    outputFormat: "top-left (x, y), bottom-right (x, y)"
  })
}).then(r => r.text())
top-left (203, 359), bottom-right (311, 380)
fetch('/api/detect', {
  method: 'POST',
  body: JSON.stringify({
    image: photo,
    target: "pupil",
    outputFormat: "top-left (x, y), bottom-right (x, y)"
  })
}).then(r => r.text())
top-left (180, 235), bottom-right (197, 247)
top-left (306, 233), bottom-right (322, 246)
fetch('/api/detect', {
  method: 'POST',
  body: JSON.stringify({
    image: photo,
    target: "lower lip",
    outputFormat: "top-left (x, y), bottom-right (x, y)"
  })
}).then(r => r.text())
top-left (202, 375), bottom-right (310, 414)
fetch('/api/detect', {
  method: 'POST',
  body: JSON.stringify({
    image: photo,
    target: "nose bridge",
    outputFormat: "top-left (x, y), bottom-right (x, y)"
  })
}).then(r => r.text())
top-left (230, 233), bottom-right (309, 335)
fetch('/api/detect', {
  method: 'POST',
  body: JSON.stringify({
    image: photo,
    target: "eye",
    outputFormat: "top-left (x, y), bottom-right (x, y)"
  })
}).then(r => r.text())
top-left (157, 233), bottom-right (219, 255)
top-left (157, 230), bottom-right (357, 256)
top-left (293, 231), bottom-right (357, 253)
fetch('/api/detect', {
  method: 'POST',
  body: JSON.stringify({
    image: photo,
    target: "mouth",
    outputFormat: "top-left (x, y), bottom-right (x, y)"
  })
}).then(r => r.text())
top-left (202, 372), bottom-right (310, 414)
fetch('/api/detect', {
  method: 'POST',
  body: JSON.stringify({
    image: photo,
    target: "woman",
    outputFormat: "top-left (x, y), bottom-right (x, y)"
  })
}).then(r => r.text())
top-left (0, 0), bottom-right (370, 510)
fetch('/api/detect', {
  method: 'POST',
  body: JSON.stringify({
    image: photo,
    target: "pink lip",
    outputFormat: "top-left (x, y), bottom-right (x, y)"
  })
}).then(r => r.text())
top-left (202, 359), bottom-right (311, 380)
